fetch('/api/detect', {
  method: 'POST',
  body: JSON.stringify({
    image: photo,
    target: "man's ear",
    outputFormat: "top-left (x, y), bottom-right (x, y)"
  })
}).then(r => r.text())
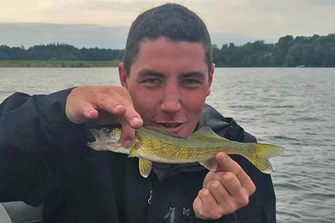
top-left (207, 63), bottom-right (215, 96)
top-left (118, 63), bottom-right (128, 89)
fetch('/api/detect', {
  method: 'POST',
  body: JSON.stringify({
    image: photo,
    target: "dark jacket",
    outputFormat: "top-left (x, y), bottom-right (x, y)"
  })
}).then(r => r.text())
top-left (0, 89), bottom-right (276, 223)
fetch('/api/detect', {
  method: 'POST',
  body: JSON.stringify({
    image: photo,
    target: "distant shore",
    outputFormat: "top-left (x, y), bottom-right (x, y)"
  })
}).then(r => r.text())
top-left (0, 60), bottom-right (121, 68)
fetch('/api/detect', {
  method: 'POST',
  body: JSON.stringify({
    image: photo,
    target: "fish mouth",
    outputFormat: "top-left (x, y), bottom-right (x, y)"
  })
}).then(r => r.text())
top-left (89, 129), bottom-right (100, 140)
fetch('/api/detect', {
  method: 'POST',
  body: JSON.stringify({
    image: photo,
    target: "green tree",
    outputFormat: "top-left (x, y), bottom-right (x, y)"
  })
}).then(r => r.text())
top-left (271, 35), bottom-right (294, 66)
top-left (0, 52), bottom-right (8, 60)
top-left (283, 55), bottom-right (296, 67)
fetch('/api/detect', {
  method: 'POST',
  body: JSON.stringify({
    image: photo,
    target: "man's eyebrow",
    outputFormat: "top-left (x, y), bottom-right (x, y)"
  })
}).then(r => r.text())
top-left (138, 69), bottom-right (165, 78)
top-left (180, 72), bottom-right (206, 78)
top-left (137, 69), bottom-right (206, 79)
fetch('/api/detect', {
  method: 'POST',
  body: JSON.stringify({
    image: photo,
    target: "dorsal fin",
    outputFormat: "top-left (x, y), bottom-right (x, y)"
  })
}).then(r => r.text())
top-left (190, 127), bottom-right (224, 140)
top-left (144, 126), bottom-right (185, 139)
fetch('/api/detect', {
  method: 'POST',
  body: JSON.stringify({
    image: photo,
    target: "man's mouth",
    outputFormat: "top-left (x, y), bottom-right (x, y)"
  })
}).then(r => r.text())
top-left (154, 122), bottom-right (187, 136)
top-left (159, 123), bottom-right (182, 128)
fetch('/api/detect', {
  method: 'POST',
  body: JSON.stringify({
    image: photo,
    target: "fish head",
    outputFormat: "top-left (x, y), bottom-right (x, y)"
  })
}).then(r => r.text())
top-left (87, 126), bottom-right (122, 151)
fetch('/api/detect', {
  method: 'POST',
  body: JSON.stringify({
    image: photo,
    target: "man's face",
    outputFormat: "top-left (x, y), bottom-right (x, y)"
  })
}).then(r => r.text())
top-left (119, 37), bottom-right (214, 137)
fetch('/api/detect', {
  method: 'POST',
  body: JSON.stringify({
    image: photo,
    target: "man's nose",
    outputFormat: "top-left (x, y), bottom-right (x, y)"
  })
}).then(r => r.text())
top-left (160, 83), bottom-right (181, 113)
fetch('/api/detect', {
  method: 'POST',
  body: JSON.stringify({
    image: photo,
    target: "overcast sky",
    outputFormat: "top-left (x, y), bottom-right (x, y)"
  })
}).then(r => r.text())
top-left (1, 0), bottom-right (335, 40)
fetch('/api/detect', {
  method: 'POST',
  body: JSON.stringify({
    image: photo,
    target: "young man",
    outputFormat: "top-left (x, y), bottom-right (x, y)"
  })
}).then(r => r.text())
top-left (0, 3), bottom-right (276, 223)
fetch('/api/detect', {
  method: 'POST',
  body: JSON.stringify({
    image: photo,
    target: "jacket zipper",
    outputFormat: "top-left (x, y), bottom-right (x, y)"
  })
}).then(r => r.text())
top-left (163, 200), bottom-right (176, 221)
top-left (146, 180), bottom-right (153, 223)
top-left (147, 190), bottom-right (152, 205)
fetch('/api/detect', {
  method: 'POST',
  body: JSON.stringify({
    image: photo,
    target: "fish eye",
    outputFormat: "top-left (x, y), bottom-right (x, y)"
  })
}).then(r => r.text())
top-left (101, 128), bottom-right (111, 133)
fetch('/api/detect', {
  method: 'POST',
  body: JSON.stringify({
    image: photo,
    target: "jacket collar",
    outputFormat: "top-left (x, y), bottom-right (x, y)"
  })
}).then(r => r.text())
top-left (198, 103), bottom-right (244, 141)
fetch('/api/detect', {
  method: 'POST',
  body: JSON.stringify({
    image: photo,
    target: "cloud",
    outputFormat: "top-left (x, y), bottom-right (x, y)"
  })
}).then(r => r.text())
top-left (0, 22), bottom-right (277, 49)
top-left (0, 0), bottom-right (334, 39)
top-left (203, 0), bottom-right (335, 38)
top-left (0, 22), bottom-right (129, 49)
top-left (307, 0), bottom-right (335, 6)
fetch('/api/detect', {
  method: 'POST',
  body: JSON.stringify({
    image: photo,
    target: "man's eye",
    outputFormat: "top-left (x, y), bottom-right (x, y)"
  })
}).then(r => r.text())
top-left (142, 78), bottom-right (160, 85)
top-left (146, 79), bottom-right (157, 84)
top-left (183, 79), bottom-right (200, 85)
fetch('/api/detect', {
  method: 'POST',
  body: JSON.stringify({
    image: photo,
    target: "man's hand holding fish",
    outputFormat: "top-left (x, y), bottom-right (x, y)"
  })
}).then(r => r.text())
top-left (65, 85), bottom-right (143, 147)
top-left (193, 152), bottom-right (256, 219)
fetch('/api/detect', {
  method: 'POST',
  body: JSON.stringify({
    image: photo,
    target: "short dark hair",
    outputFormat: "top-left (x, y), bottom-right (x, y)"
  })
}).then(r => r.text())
top-left (123, 3), bottom-right (212, 76)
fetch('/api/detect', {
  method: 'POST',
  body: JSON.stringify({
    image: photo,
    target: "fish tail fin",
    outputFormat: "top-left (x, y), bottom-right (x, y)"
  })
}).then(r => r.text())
top-left (246, 143), bottom-right (285, 174)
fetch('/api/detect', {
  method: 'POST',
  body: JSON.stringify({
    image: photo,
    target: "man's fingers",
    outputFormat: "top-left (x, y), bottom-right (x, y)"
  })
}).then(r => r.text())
top-left (122, 108), bottom-right (143, 129)
top-left (80, 102), bottom-right (98, 119)
top-left (194, 189), bottom-right (223, 219)
top-left (215, 152), bottom-right (240, 173)
top-left (95, 94), bottom-right (126, 115)
top-left (206, 180), bottom-right (230, 206)
top-left (118, 99), bottom-right (143, 128)
top-left (95, 93), bottom-right (143, 129)
top-left (120, 118), bottom-right (136, 148)
top-left (67, 101), bottom-right (98, 124)
top-left (215, 152), bottom-right (256, 195)
top-left (205, 174), bottom-right (250, 207)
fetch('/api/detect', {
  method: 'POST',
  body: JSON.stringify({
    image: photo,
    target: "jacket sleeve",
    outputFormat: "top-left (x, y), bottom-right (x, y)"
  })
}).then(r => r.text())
top-left (0, 88), bottom-right (82, 204)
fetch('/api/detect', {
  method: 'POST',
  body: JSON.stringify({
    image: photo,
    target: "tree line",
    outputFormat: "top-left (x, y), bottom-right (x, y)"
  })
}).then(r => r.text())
top-left (1, 33), bottom-right (335, 67)
top-left (0, 43), bottom-right (124, 62)
top-left (213, 33), bottom-right (335, 67)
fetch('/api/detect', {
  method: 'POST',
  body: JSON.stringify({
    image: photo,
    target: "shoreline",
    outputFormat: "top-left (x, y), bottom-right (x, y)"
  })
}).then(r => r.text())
top-left (0, 60), bottom-right (121, 68)
top-left (1, 61), bottom-right (334, 68)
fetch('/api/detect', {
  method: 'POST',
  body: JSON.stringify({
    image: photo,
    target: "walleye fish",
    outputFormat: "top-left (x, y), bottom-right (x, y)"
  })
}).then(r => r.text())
top-left (88, 126), bottom-right (284, 178)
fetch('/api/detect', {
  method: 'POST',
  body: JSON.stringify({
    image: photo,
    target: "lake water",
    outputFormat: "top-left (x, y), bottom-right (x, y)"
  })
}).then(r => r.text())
top-left (0, 67), bottom-right (334, 222)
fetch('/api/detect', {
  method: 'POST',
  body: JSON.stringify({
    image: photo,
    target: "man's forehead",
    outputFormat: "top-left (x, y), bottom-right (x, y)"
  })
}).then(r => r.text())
top-left (128, 37), bottom-right (209, 77)
top-left (136, 37), bottom-right (207, 65)
top-left (140, 36), bottom-right (203, 45)
top-left (139, 36), bottom-right (205, 49)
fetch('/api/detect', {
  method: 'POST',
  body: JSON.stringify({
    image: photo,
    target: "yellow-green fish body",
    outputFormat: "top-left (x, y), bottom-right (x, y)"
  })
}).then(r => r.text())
top-left (88, 126), bottom-right (284, 178)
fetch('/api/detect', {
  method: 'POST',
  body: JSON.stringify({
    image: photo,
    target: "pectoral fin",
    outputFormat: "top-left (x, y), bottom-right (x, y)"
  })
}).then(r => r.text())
top-left (199, 158), bottom-right (217, 171)
top-left (139, 158), bottom-right (152, 178)
top-left (128, 146), bottom-right (137, 158)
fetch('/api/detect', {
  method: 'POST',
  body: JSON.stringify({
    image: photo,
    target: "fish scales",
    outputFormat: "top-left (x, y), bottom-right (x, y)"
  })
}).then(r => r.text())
top-left (136, 129), bottom-right (216, 162)
top-left (136, 128), bottom-right (252, 162)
